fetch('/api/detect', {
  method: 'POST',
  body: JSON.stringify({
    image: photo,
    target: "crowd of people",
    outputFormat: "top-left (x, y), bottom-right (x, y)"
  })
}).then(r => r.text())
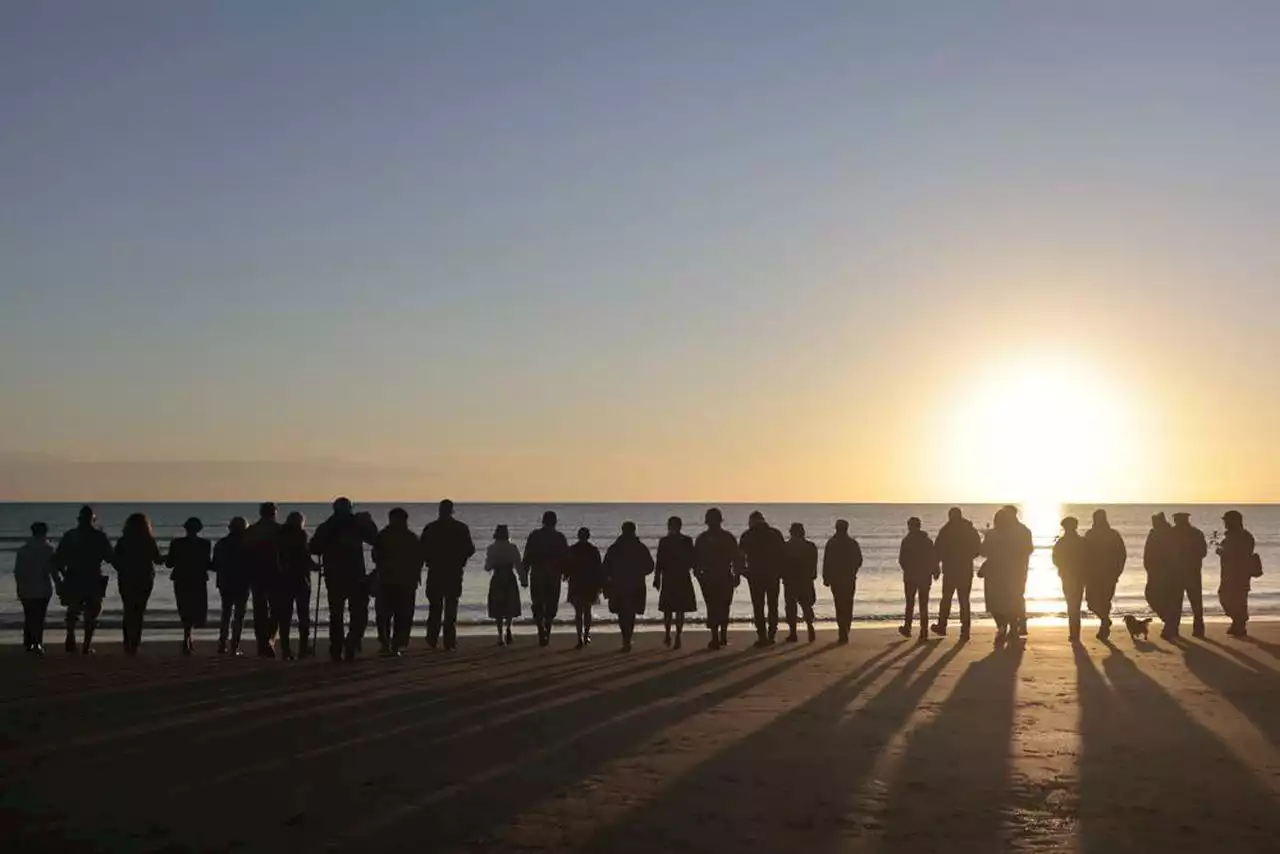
top-left (9, 500), bottom-right (1262, 657)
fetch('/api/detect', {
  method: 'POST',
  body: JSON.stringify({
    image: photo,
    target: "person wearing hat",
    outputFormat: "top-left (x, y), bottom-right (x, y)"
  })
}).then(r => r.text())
top-left (656, 516), bottom-right (698, 650)
top-left (566, 527), bottom-right (603, 648)
top-left (1084, 509), bottom-right (1127, 641)
top-left (695, 508), bottom-right (741, 650)
top-left (167, 517), bottom-right (212, 656)
top-left (310, 497), bottom-right (379, 661)
top-left (783, 522), bottom-right (818, 643)
top-left (822, 520), bottom-right (863, 644)
top-left (420, 499), bottom-right (476, 651)
top-left (932, 507), bottom-right (982, 639)
top-left (214, 517), bottom-right (251, 655)
top-left (980, 506), bottom-right (1034, 646)
top-left (485, 524), bottom-right (523, 646)
top-left (522, 510), bottom-right (571, 646)
top-left (898, 517), bottom-right (938, 642)
top-left (1053, 516), bottom-right (1090, 643)
top-left (739, 510), bottom-right (786, 648)
top-left (53, 505), bottom-right (114, 654)
top-left (373, 508), bottom-right (424, 657)
top-left (1143, 512), bottom-right (1179, 638)
top-left (1170, 512), bottom-right (1208, 637)
top-left (603, 521), bottom-right (654, 652)
top-left (1217, 510), bottom-right (1258, 637)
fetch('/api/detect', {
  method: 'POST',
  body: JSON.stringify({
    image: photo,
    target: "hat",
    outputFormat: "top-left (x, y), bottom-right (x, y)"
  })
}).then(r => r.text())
top-left (1172, 512), bottom-right (1191, 520)
top-left (1223, 510), bottom-right (1243, 523)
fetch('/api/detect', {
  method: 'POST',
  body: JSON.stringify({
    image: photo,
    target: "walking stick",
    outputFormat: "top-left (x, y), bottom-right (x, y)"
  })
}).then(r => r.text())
top-left (310, 555), bottom-right (323, 657)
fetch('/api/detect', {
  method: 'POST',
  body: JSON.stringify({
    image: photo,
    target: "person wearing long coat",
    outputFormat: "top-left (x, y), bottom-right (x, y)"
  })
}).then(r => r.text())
top-left (1052, 516), bottom-right (1091, 643)
top-left (695, 508), bottom-right (741, 650)
top-left (1143, 512), bottom-right (1179, 638)
top-left (1218, 510), bottom-right (1259, 637)
top-left (113, 513), bottom-right (163, 655)
top-left (485, 526), bottom-right (523, 646)
top-left (980, 506), bottom-right (1034, 646)
top-left (1085, 509), bottom-right (1127, 641)
top-left (655, 517), bottom-right (697, 650)
top-left (166, 517), bottom-right (212, 656)
top-left (603, 522), bottom-right (654, 652)
top-left (783, 523), bottom-right (818, 643)
top-left (565, 528), bottom-right (603, 648)
top-left (1171, 512), bottom-right (1208, 638)
top-left (53, 505), bottom-right (114, 655)
top-left (822, 520), bottom-right (863, 644)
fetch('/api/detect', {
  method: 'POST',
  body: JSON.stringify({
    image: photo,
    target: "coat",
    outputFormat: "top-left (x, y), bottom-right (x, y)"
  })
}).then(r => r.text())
top-left (656, 533), bottom-right (697, 614)
top-left (15, 539), bottom-right (56, 600)
top-left (822, 533), bottom-right (863, 591)
top-left (420, 517), bottom-right (477, 599)
top-left (898, 530), bottom-right (938, 584)
top-left (934, 519), bottom-right (982, 573)
top-left (311, 513), bottom-right (378, 584)
top-left (784, 538), bottom-right (818, 608)
top-left (166, 535), bottom-right (212, 588)
top-left (213, 533), bottom-right (251, 597)
top-left (114, 535), bottom-right (162, 600)
top-left (53, 525), bottom-right (113, 599)
top-left (522, 527), bottom-right (570, 585)
top-left (603, 534), bottom-right (654, 616)
top-left (1052, 532), bottom-right (1090, 581)
top-left (738, 524), bottom-right (786, 582)
top-left (566, 541), bottom-right (604, 607)
top-left (374, 524), bottom-right (426, 588)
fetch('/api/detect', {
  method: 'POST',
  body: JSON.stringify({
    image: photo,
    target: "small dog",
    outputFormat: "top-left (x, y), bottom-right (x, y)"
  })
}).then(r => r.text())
top-left (1123, 615), bottom-right (1152, 641)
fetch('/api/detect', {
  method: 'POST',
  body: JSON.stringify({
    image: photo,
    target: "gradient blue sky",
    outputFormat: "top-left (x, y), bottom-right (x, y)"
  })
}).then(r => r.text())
top-left (2, 2), bottom-right (1279, 501)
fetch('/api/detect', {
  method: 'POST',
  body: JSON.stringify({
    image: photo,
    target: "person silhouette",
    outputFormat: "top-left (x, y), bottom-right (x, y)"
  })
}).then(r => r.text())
top-left (566, 527), bottom-right (603, 649)
top-left (1084, 508), bottom-right (1126, 641)
top-left (166, 517), bottom-right (212, 656)
top-left (822, 519), bottom-right (862, 644)
top-left (485, 525), bottom-right (523, 646)
top-left (1052, 516), bottom-right (1090, 643)
top-left (656, 516), bottom-right (697, 650)
top-left (53, 505), bottom-right (113, 655)
top-left (695, 508), bottom-right (740, 650)
top-left (783, 522), bottom-right (818, 643)
top-left (275, 512), bottom-right (317, 659)
top-left (373, 508), bottom-right (424, 657)
top-left (932, 507), bottom-right (982, 639)
top-left (980, 506), bottom-right (1034, 646)
top-left (1217, 510), bottom-right (1258, 638)
top-left (244, 502), bottom-right (283, 658)
top-left (898, 517), bottom-right (938, 642)
top-left (603, 521), bottom-right (654, 652)
top-left (213, 517), bottom-right (251, 655)
top-left (113, 513), bottom-right (162, 656)
top-left (522, 511), bottom-right (570, 647)
top-left (739, 510), bottom-right (786, 648)
top-left (310, 497), bottom-right (378, 662)
top-left (1143, 512), bottom-right (1178, 638)
top-left (419, 499), bottom-right (475, 651)
top-left (15, 522), bottom-right (57, 655)
top-left (1170, 511), bottom-right (1208, 638)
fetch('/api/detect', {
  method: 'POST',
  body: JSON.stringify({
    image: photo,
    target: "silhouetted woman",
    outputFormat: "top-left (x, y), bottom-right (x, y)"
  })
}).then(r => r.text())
top-left (277, 512), bottom-right (316, 659)
top-left (980, 506), bottom-right (1033, 646)
top-left (603, 521), bottom-right (654, 652)
top-left (695, 508), bottom-right (740, 650)
top-left (486, 525), bottom-right (522, 646)
top-left (214, 517), bottom-right (251, 655)
top-left (113, 513), bottom-right (162, 655)
top-left (566, 527), bottom-right (603, 649)
top-left (656, 516), bottom-right (697, 650)
top-left (166, 517), bottom-right (212, 655)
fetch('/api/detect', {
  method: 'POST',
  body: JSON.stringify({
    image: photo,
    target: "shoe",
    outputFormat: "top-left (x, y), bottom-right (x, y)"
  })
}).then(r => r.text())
top-left (444, 642), bottom-right (456, 652)
top-left (931, 623), bottom-right (946, 636)
top-left (674, 636), bottom-right (682, 650)
top-left (343, 648), bottom-right (357, 662)
top-left (82, 646), bottom-right (96, 656)
top-left (539, 634), bottom-right (550, 648)
top-left (708, 638), bottom-right (721, 651)
top-left (65, 636), bottom-right (77, 654)
top-left (753, 637), bottom-right (770, 649)
top-left (217, 640), bottom-right (228, 655)
top-left (807, 625), bottom-right (816, 643)
top-left (426, 637), bottom-right (439, 649)
top-left (330, 649), bottom-right (343, 663)
top-left (498, 638), bottom-right (507, 647)
top-left (584, 634), bottom-right (592, 645)
top-left (785, 632), bottom-right (798, 643)
top-left (33, 645), bottom-right (45, 657)
top-left (720, 632), bottom-right (729, 647)
top-left (837, 634), bottom-right (849, 645)
top-left (898, 626), bottom-right (911, 638)
top-left (1096, 627), bottom-right (1110, 641)
top-left (621, 642), bottom-right (633, 653)
top-left (181, 641), bottom-right (191, 657)
top-left (1192, 626), bottom-right (1206, 639)
top-left (506, 628), bottom-right (514, 645)
top-left (1018, 625), bottom-right (1029, 637)
top-left (663, 634), bottom-right (671, 648)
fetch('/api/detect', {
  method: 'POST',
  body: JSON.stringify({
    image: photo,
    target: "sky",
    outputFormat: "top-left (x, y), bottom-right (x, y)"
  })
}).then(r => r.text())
top-left (2, 1), bottom-right (1279, 502)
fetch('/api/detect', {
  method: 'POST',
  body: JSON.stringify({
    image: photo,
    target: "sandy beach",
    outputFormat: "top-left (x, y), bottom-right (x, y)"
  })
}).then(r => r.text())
top-left (3, 624), bottom-right (1280, 852)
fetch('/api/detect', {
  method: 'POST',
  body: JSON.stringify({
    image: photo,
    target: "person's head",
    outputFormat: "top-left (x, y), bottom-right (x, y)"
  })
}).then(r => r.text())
top-left (123, 512), bottom-right (153, 540)
top-left (1173, 512), bottom-right (1192, 527)
top-left (992, 507), bottom-right (1011, 528)
top-left (438, 499), bottom-right (455, 519)
top-left (259, 501), bottom-right (278, 521)
top-left (183, 517), bottom-right (204, 535)
top-left (541, 510), bottom-right (558, 528)
top-left (30, 521), bottom-right (48, 539)
top-left (228, 516), bottom-right (248, 535)
top-left (77, 505), bottom-right (95, 527)
top-left (667, 516), bottom-right (682, 535)
top-left (621, 520), bottom-right (637, 537)
top-left (1223, 510), bottom-right (1244, 531)
top-left (1061, 516), bottom-right (1079, 533)
top-left (789, 522), bottom-right (806, 539)
top-left (284, 511), bottom-right (305, 530)
top-left (834, 519), bottom-right (850, 536)
top-left (748, 510), bottom-right (765, 528)
top-left (948, 507), bottom-right (963, 522)
top-left (332, 497), bottom-right (353, 518)
top-left (577, 526), bottom-right (591, 543)
top-left (1151, 512), bottom-right (1168, 528)
top-left (1092, 508), bottom-right (1109, 527)
top-left (705, 507), bottom-right (723, 529)
top-left (907, 517), bottom-right (922, 532)
top-left (494, 524), bottom-right (509, 542)
top-left (388, 507), bottom-right (409, 528)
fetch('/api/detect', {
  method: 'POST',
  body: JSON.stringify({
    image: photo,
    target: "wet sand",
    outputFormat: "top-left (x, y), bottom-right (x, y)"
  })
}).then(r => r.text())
top-left (3, 624), bottom-right (1280, 852)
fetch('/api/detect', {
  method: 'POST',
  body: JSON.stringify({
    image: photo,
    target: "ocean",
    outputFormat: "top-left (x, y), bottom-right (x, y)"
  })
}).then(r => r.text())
top-left (2, 502), bottom-right (1277, 635)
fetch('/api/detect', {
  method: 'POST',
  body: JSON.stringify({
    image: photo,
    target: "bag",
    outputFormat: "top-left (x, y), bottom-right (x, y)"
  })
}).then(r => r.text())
top-left (1250, 553), bottom-right (1263, 579)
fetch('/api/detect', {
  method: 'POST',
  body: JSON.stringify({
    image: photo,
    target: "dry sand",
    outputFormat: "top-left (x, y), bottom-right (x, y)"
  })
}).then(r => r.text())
top-left (3, 624), bottom-right (1280, 852)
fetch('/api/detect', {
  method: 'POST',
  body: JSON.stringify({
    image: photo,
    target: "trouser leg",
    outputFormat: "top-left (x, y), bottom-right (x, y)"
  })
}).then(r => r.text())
top-left (1186, 572), bottom-right (1205, 634)
top-left (328, 585), bottom-right (347, 658)
top-left (394, 587), bottom-right (416, 651)
top-left (427, 593), bottom-right (443, 646)
top-left (903, 579), bottom-right (918, 630)
top-left (251, 584), bottom-right (274, 653)
top-left (1064, 577), bottom-right (1084, 639)
top-left (938, 575), bottom-right (955, 627)
top-left (276, 589), bottom-right (297, 655)
top-left (748, 577), bottom-right (767, 639)
top-left (957, 573), bottom-right (972, 633)
top-left (347, 583), bottom-right (369, 655)
top-left (375, 586), bottom-right (393, 649)
top-left (834, 589), bottom-right (852, 638)
top-left (784, 583), bottom-right (798, 634)
top-left (917, 583), bottom-right (930, 637)
top-left (444, 595), bottom-right (459, 648)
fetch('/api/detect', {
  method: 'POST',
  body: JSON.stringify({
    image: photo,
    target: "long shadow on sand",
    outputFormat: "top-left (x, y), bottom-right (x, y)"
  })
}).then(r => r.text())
top-left (1182, 639), bottom-right (1280, 747)
top-left (1075, 644), bottom-right (1280, 853)
top-left (576, 639), bottom-right (963, 852)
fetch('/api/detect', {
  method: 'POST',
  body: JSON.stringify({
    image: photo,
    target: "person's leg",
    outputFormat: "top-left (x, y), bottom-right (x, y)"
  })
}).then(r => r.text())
top-left (1187, 571), bottom-right (1205, 637)
top-left (1064, 577), bottom-right (1083, 641)
top-left (902, 579), bottom-right (916, 635)
top-left (443, 595), bottom-right (460, 650)
top-left (276, 588), bottom-right (297, 658)
top-left (675, 611), bottom-right (685, 648)
top-left (957, 572), bottom-right (973, 637)
top-left (663, 611), bottom-right (672, 645)
top-left (230, 595), bottom-right (247, 652)
top-left (21, 599), bottom-right (35, 650)
top-left (575, 606), bottom-right (585, 647)
top-left (251, 583), bottom-right (273, 656)
top-left (65, 601), bottom-right (80, 652)
top-left (834, 587), bottom-right (851, 641)
top-left (218, 593), bottom-right (232, 652)
top-left (426, 590), bottom-right (443, 648)
top-left (917, 583), bottom-right (930, 641)
top-left (347, 582), bottom-right (370, 659)
top-left (136, 589), bottom-right (150, 652)
top-left (375, 585), bottom-right (393, 654)
top-left (783, 581), bottom-right (799, 640)
top-left (748, 577), bottom-right (767, 644)
top-left (1016, 568), bottom-right (1029, 635)
top-left (936, 574), bottom-right (955, 631)
top-left (802, 600), bottom-right (816, 642)
top-left (765, 578), bottom-right (780, 642)
top-left (328, 582), bottom-right (346, 661)
top-left (396, 586), bottom-right (416, 652)
top-left (296, 584), bottom-right (312, 656)
top-left (620, 611), bottom-right (635, 649)
top-left (83, 596), bottom-right (102, 651)
top-left (34, 596), bottom-right (49, 650)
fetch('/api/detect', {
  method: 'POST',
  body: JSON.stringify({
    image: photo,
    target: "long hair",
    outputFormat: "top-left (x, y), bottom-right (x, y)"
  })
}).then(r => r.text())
top-left (121, 512), bottom-right (155, 543)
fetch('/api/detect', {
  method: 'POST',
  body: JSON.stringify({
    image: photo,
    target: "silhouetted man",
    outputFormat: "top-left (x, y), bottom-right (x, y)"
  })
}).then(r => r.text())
top-left (695, 507), bottom-right (740, 650)
top-left (739, 510), bottom-right (786, 648)
top-left (523, 510), bottom-right (570, 646)
top-left (53, 505), bottom-right (113, 655)
top-left (1171, 511), bottom-right (1208, 638)
top-left (898, 517), bottom-right (937, 642)
top-left (375, 508), bottom-right (425, 656)
top-left (822, 519), bottom-right (862, 644)
top-left (783, 522), bottom-right (818, 643)
top-left (603, 521), bottom-right (654, 652)
top-left (419, 499), bottom-right (476, 651)
top-left (244, 502), bottom-right (283, 658)
top-left (213, 517), bottom-right (250, 655)
top-left (310, 497), bottom-right (378, 661)
top-left (932, 507), bottom-right (981, 639)
top-left (275, 512), bottom-right (315, 659)
top-left (1085, 508), bottom-right (1126, 641)
top-left (566, 527), bottom-right (603, 648)
top-left (1217, 510), bottom-right (1258, 638)
top-left (1052, 516), bottom-right (1089, 643)
top-left (1143, 512), bottom-right (1178, 638)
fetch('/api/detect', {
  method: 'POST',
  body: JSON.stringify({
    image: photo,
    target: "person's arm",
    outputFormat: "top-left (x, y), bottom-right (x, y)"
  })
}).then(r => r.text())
top-left (898, 538), bottom-right (909, 572)
top-left (462, 525), bottom-right (476, 563)
top-left (165, 540), bottom-right (178, 569)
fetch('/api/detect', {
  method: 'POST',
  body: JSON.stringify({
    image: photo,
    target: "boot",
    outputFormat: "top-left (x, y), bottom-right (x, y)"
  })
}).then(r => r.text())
top-left (807, 623), bottom-right (816, 644)
top-left (65, 632), bottom-right (77, 654)
top-left (506, 627), bottom-right (514, 646)
top-left (898, 625), bottom-right (912, 638)
top-left (931, 622), bottom-right (947, 636)
top-left (785, 629), bottom-right (798, 643)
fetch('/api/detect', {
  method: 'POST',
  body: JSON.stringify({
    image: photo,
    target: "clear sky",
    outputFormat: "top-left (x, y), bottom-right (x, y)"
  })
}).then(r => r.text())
top-left (2, 1), bottom-right (1279, 502)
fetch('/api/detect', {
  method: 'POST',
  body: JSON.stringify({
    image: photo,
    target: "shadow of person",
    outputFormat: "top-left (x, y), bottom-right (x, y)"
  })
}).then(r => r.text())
top-left (1242, 634), bottom-right (1280, 661)
top-left (1182, 640), bottom-right (1280, 746)
top-left (577, 638), bottom-right (965, 852)
top-left (1075, 645), bottom-right (1280, 853)
top-left (880, 641), bottom-right (1024, 851)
